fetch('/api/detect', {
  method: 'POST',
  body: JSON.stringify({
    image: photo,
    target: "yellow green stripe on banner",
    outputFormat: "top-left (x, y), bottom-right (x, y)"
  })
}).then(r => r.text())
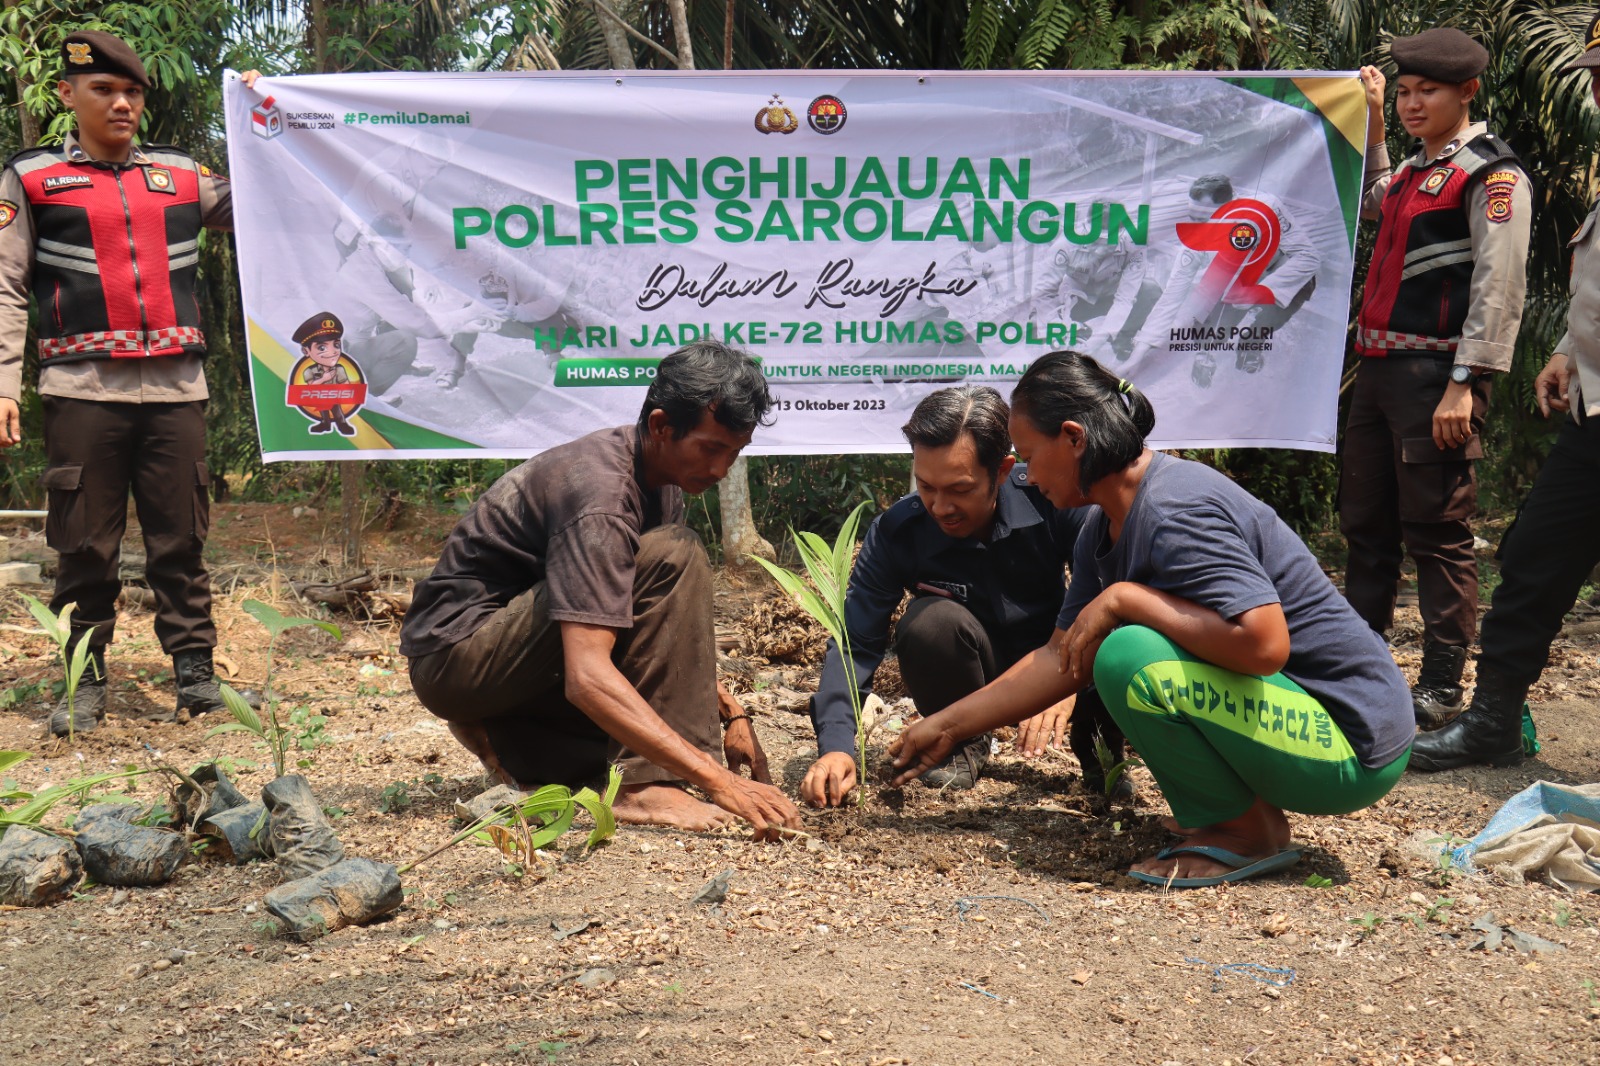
top-left (248, 319), bottom-right (392, 450)
top-left (1292, 77), bottom-right (1368, 155)
top-left (1223, 76), bottom-right (1366, 250)
top-left (1125, 659), bottom-right (1357, 763)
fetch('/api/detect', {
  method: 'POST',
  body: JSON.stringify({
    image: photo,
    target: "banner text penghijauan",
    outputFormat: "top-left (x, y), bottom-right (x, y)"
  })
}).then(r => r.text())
top-left (450, 156), bottom-right (1150, 248)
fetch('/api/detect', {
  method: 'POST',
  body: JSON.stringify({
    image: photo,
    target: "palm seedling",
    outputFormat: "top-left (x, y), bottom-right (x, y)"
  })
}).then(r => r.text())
top-left (207, 599), bottom-right (341, 779)
top-left (15, 595), bottom-right (98, 744)
top-left (751, 500), bottom-right (872, 806)
top-left (397, 767), bottom-right (623, 875)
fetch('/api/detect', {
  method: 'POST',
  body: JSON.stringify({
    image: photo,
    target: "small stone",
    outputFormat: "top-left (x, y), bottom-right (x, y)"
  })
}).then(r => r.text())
top-left (109, 890), bottom-right (129, 907)
top-left (0, 561), bottom-right (44, 586)
top-left (575, 968), bottom-right (616, 989)
top-left (150, 959), bottom-right (172, 972)
top-left (817, 1029), bottom-right (835, 1043)
top-left (1359, 1004), bottom-right (1377, 1015)
top-left (432, 919), bottom-right (451, 930)
top-left (1070, 971), bottom-right (1093, 985)
top-left (167, 949), bottom-right (186, 965)
top-left (453, 784), bottom-right (531, 824)
top-left (243, 904), bottom-right (257, 914)
top-left (122, 962), bottom-right (147, 980)
top-left (1261, 913), bottom-right (1291, 938)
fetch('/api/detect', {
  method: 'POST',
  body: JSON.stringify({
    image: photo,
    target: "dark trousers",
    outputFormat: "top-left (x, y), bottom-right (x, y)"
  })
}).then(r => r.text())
top-left (41, 397), bottom-right (213, 654)
top-left (893, 596), bottom-right (1123, 773)
top-left (1339, 358), bottom-right (1491, 647)
top-left (1479, 414), bottom-right (1600, 687)
top-left (407, 525), bottom-right (721, 789)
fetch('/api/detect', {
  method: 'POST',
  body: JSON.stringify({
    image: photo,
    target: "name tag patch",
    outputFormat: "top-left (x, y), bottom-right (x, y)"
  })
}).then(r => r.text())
top-left (42, 174), bottom-right (93, 194)
top-left (144, 168), bottom-right (175, 194)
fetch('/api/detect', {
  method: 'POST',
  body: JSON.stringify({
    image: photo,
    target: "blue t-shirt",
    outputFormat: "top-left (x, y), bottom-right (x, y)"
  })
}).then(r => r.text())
top-left (1057, 453), bottom-right (1412, 767)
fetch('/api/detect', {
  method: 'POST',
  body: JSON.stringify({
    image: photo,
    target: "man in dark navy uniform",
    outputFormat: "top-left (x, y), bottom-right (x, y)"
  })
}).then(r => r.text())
top-left (802, 386), bottom-right (1117, 806)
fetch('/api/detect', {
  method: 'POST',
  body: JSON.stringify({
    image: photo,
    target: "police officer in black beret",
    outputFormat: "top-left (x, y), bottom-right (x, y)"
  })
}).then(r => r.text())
top-left (0, 32), bottom-right (260, 735)
top-left (1341, 26), bottom-right (1532, 734)
top-left (1411, 8), bottom-right (1600, 769)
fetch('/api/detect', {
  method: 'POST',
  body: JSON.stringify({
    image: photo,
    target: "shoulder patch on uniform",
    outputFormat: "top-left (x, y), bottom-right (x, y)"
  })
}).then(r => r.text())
top-left (1483, 170), bottom-right (1517, 224)
top-left (198, 163), bottom-right (229, 182)
top-left (0, 200), bottom-right (16, 231)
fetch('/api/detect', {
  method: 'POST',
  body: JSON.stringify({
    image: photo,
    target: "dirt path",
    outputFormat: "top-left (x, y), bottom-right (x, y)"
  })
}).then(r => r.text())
top-left (2, 505), bottom-right (1598, 1066)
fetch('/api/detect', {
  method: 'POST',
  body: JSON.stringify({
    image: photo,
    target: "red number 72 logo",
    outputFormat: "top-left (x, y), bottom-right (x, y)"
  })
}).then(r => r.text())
top-left (1174, 198), bottom-right (1282, 308)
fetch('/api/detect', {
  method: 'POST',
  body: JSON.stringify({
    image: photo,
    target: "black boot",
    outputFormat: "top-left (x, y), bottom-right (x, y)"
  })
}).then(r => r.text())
top-left (49, 645), bottom-right (108, 737)
top-left (172, 648), bottom-right (256, 720)
top-left (1408, 669), bottom-right (1527, 772)
top-left (1412, 640), bottom-right (1468, 730)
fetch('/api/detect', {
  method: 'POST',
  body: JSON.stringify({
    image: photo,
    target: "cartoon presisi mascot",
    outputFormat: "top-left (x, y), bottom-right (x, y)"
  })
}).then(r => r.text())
top-left (288, 313), bottom-right (367, 436)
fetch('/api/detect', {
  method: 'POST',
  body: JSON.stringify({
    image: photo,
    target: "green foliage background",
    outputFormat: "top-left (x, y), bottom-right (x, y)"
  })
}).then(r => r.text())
top-left (1, 1), bottom-right (1595, 541)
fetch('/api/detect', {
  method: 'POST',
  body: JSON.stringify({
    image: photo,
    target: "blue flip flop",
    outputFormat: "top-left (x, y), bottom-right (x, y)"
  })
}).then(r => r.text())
top-left (1127, 843), bottom-right (1304, 888)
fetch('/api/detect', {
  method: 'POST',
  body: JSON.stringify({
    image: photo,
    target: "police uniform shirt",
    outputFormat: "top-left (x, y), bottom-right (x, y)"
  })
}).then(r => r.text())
top-left (1360, 121), bottom-right (1532, 374)
top-left (810, 469), bottom-right (1089, 757)
top-left (1556, 195), bottom-right (1600, 419)
top-left (0, 133), bottom-right (233, 404)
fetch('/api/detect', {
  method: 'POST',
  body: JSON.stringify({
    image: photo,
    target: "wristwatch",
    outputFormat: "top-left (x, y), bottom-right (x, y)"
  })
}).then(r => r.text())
top-left (1449, 365), bottom-right (1476, 385)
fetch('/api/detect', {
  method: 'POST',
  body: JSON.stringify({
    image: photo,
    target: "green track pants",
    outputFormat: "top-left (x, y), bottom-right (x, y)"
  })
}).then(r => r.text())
top-left (1093, 625), bottom-right (1408, 827)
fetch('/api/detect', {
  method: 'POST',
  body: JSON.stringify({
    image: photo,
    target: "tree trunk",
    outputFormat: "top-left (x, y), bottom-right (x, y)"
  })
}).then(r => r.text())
top-left (309, 0), bottom-right (330, 72)
top-left (340, 461), bottom-right (363, 569)
top-left (592, 1), bottom-right (637, 68)
top-left (665, 0), bottom-right (695, 70)
top-left (4, 0), bottom-right (39, 148)
top-left (304, 0), bottom-right (362, 570)
top-left (16, 92), bottom-right (39, 149)
top-left (661, 0), bottom-right (764, 569)
top-left (724, 0), bottom-right (735, 69)
top-left (719, 460), bottom-right (773, 567)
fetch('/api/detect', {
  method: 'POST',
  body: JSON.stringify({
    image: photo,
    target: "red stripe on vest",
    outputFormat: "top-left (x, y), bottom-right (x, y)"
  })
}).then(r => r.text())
top-left (19, 151), bottom-right (204, 360)
top-left (1356, 160), bottom-right (1475, 357)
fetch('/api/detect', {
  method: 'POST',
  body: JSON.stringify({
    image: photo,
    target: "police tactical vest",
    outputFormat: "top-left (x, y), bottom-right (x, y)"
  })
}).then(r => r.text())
top-left (10, 142), bottom-right (207, 363)
top-left (1356, 132), bottom-right (1519, 358)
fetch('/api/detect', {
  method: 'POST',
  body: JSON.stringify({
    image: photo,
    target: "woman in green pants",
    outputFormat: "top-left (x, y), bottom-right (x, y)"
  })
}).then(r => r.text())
top-left (889, 351), bottom-right (1413, 886)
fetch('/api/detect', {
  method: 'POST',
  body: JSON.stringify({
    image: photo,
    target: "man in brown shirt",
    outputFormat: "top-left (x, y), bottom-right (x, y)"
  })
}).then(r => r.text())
top-left (0, 32), bottom-right (259, 735)
top-left (402, 340), bottom-right (801, 838)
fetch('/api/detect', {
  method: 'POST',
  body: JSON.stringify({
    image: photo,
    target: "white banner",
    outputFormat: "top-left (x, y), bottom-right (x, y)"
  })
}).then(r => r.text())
top-left (223, 70), bottom-right (1367, 461)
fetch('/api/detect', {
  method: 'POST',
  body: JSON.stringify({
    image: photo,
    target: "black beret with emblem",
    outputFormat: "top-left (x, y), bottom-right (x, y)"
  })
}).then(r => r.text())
top-left (60, 30), bottom-right (150, 88)
top-left (1564, 7), bottom-right (1600, 71)
top-left (1390, 27), bottom-right (1489, 83)
top-left (292, 313), bottom-right (344, 346)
